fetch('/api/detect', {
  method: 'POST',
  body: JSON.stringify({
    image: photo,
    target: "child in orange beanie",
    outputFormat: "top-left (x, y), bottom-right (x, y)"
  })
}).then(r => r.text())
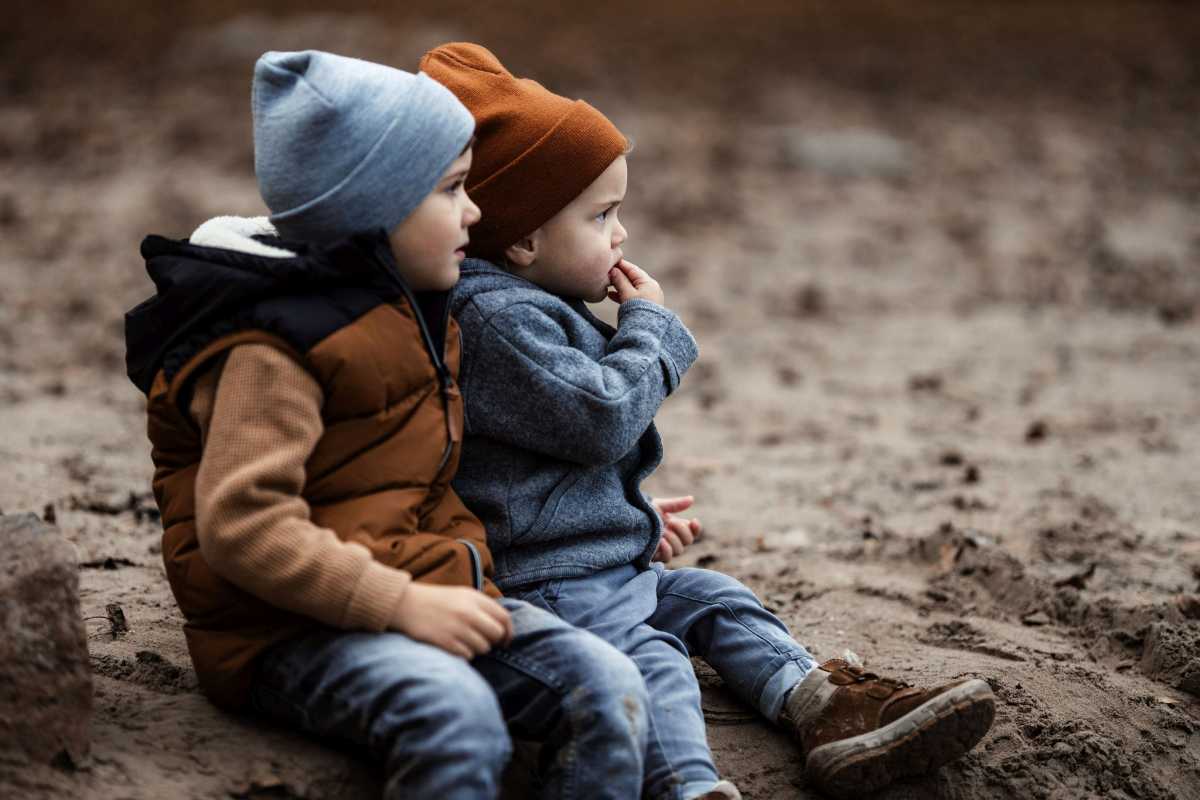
top-left (422, 42), bottom-right (995, 800)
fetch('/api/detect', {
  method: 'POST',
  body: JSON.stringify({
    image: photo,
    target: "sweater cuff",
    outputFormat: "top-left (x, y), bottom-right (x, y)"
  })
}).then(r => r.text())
top-left (617, 300), bottom-right (700, 392)
top-left (342, 559), bottom-right (412, 632)
top-left (659, 314), bottom-right (700, 391)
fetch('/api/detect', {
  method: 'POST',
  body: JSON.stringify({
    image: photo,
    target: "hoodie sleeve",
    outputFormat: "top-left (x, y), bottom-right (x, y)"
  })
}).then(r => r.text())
top-left (464, 297), bottom-right (698, 465)
top-left (190, 344), bottom-right (412, 632)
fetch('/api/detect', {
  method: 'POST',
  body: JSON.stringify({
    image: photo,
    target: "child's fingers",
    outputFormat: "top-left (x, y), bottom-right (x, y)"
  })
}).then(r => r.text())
top-left (499, 608), bottom-right (514, 645)
top-left (668, 517), bottom-right (694, 547)
top-left (654, 495), bottom-right (694, 514)
top-left (482, 598), bottom-right (515, 645)
top-left (616, 259), bottom-right (652, 285)
top-left (474, 609), bottom-right (508, 645)
top-left (689, 518), bottom-right (703, 539)
top-left (446, 637), bottom-right (474, 660)
top-left (662, 528), bottom-right (685, 557)
top-left (609, 266), bottom-right (634, 296)
top-left (615, 258), bottom-right (643, 277)
top-left (656, 538), bottom-right (673, 562)
top-left (460, 626), bottom-right (492, 657)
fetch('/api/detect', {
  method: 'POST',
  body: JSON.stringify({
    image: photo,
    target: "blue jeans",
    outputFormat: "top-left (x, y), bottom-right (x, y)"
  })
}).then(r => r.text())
top-left (511, 564), bottom-right (816, 800)
top-left (249, 597), bottom-right (649, 800)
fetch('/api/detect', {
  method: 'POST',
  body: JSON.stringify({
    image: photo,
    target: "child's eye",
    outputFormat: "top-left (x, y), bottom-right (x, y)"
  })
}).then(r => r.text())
top-left (595, 208), bottom-right (609, 223)
top-left (445, 179), bottom-right (464, 195)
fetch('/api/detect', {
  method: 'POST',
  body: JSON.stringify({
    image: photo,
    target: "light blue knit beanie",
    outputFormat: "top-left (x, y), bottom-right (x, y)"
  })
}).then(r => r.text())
top-left (252, 50), bottom-right (475, 243)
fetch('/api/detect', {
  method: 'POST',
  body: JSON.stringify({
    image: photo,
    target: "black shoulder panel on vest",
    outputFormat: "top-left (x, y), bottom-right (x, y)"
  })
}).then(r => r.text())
top-left (253, 287), bottom-right (388, 353)
top-left (161, 287), bottom-right (392, 388)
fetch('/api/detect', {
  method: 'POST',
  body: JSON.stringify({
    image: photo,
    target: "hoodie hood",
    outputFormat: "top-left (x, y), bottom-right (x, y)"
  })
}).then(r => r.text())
top-left (124, 216), bottom-right (402, 395)
top-left (453, 257), bottom-right (617, 338)
top-left (455, 257), bottom-right (533, 295)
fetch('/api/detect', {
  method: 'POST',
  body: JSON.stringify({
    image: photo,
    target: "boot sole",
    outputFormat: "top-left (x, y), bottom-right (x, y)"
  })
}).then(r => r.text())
top-left (805, 678), bottom-right (995, 798)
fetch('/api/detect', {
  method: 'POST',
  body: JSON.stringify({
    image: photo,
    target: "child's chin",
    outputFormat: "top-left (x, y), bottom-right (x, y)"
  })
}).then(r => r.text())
top-left (437, 267), bottom-right (462, 290)
top-left (413, 270), bottom-right (459, 292)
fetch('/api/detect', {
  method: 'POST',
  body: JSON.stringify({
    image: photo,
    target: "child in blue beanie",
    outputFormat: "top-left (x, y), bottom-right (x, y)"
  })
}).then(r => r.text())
top-left (124, 50), bottom-right (651, 800)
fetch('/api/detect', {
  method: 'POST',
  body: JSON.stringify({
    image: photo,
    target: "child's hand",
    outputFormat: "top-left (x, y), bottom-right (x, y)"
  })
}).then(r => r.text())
top-left (607, 260), bottom-right (665, 307)
top-left (650, 495), bottom-right (702, 563)
top-left (390, 583), bottom-right (514, 660)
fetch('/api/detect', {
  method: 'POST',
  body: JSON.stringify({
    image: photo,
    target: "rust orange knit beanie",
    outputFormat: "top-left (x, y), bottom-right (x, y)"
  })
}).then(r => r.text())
top-left (419, 42), bottom-right (628, 261)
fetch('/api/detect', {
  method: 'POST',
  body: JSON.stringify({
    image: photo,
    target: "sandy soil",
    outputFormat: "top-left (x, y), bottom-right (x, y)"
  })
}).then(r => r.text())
top-left (2, 2), bottom-right (1199, 797)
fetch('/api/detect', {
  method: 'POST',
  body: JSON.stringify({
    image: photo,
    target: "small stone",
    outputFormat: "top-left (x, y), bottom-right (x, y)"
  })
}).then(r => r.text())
top-left (909, 373), bottom-right (943, 393)
top-left (106, 603), bottom-right (129, 638)
top-left (939, 450), bottom-right (965, 466)
top-left (1025, 420), bottom-right (1049, 442)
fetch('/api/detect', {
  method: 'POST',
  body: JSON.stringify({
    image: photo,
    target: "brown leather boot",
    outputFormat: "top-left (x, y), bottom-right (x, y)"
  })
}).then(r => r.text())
top-left (780, 659), bottom-right (995, 798)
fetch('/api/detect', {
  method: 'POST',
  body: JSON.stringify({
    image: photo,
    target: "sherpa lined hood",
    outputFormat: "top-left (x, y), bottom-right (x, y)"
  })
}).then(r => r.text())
top-left (125, 217), bottom-right (405, 395)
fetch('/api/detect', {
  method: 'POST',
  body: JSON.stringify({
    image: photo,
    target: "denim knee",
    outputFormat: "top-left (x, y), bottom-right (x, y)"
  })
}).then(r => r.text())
top-left (375, 652), bottom-right (512, 771)
top-left (663, 566), bottom-right (760, 603)
top-left (561, 635), bottom-right (650, 747)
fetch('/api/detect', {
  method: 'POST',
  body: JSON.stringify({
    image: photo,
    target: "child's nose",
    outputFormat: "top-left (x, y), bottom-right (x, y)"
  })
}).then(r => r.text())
top-left (612, 219), bottom-right (627, 247)
top-left (464, 196), bottom-right (482, 227)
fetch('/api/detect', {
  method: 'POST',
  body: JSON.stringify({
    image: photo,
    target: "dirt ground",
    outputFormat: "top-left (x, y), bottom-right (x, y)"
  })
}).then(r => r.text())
top-left (3, 2), bottom-right (1200, 797)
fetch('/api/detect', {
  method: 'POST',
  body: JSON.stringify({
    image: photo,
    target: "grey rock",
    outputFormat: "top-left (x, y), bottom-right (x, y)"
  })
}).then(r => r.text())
top-left (0, 513), bottom-right (92, 765)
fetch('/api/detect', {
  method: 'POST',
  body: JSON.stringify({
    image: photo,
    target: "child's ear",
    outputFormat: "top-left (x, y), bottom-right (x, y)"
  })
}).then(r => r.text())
top-left (504, 233), bottom-right (538, 269)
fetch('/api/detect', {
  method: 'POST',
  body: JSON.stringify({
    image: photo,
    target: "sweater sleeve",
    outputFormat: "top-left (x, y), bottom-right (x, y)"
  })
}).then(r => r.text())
top-left (464, 297), bottom-right (699, 465)
top-left (190, 343), bottom-right (411, 632)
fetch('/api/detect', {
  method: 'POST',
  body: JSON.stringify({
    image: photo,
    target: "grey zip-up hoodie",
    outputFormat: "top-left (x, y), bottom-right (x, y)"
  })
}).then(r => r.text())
top-left (449, 258), bottom-right (700, 590)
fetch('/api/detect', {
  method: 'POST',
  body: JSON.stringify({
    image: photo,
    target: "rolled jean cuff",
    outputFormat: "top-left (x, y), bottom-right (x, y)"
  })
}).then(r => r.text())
top-left (760, 655), bottom-right (816, 721)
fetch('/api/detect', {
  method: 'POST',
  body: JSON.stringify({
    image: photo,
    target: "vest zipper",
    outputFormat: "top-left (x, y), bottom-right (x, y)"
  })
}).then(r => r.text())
top-left (372, 240), bottom-right (459, 455)
top-left (457, 538), bottom-right (485, 591)
top-left (435, 438), bottom-right (453, 474)
top-left (372, 240), bottom-right (452, 382)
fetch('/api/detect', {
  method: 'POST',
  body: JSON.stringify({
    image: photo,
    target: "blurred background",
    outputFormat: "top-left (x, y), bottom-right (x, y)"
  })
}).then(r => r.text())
top-left (3, 3), bottom-right (1199, 799)
top-left (3, 0), bottom-right (1198, 363)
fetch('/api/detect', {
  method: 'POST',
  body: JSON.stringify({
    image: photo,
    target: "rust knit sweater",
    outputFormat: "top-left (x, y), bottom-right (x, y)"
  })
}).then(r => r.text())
top-left (189, 344), bottom-right (412, 633)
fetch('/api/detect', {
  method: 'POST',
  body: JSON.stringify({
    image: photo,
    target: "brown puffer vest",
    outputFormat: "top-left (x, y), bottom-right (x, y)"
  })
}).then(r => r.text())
top-left (127, 228), bottom-right (498, 711)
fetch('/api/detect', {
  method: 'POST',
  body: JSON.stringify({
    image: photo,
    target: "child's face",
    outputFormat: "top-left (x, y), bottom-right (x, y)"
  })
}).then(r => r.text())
top-left (388, 148), bottom-right (481, 291)
top-left (520, 155), bottom-right (628, 302)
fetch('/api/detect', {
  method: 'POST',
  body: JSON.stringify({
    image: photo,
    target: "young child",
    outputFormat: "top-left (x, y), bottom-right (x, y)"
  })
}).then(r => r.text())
top-left (123, 50), bottom-right (652, 800)
top-left (422, 43), bottom-right (997, 800)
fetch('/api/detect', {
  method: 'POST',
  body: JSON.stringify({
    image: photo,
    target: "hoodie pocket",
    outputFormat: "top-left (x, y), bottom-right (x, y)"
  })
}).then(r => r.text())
top-left (513, 471), bottom-right (584, 545)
